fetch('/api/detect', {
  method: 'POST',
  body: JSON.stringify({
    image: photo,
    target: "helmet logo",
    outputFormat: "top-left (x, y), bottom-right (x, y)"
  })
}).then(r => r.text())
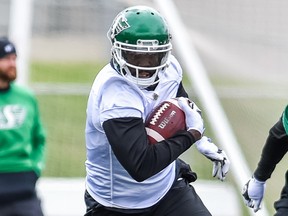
top-left (4, 44), bottom-right (14, 53)
top-left (113, 15), bottom-right (130, 37)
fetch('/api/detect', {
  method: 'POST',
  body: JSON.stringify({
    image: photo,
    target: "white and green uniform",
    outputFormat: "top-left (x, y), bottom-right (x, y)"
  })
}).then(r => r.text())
top-left (85, 55), bottom-right (195, 209)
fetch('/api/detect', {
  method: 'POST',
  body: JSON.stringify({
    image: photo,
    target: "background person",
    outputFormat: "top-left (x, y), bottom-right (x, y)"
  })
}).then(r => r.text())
top-left (0, 37), bottom-right (46, 216)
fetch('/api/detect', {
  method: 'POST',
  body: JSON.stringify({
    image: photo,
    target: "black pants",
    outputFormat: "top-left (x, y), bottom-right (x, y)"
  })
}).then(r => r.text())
top-left (0, 171), bottom-right (43, 216)
top-left (0, 195), bottom-right (43, 216)
top-left (274, 170), bottom-right (288, 216)
top-left (85, 160), bottom-right (211, 216)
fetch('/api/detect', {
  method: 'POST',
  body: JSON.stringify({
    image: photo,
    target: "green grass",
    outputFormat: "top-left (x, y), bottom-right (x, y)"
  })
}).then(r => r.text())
top-left (31, 61), bottom-right (99, 177)
top-left (31, 61), bottom-right (104, 83)
top-left (31, 60), bottom-right (286, 215)
top-left (38, 95), bottom-right (88, 177)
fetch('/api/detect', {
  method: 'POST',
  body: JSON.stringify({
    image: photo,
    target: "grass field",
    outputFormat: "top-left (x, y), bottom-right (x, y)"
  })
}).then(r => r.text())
top-left (31, 61), bottom-right (97, 177)
top-left (30, 61), bottom-right (287, 215)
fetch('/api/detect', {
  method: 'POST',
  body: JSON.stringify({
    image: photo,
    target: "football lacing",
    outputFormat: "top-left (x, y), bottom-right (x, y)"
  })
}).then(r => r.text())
top-left (150, 102), bottom-right (170, 125)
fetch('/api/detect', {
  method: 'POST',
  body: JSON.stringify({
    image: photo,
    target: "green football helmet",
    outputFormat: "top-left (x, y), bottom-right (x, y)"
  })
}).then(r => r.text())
top-left (107, 6), bottom-right (172, 88)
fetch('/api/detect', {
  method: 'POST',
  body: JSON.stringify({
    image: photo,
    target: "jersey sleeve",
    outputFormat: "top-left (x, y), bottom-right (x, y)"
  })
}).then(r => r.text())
top-left (99, 79), bottom-right (144, 124)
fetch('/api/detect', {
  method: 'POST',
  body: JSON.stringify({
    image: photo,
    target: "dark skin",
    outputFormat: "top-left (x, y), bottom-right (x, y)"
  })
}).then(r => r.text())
top-left (0, 53), bottom-right (17, 89)
top-left (123, 51), bottom-right (165, 78)
top-left (188, 129), bottom-right (201, 141)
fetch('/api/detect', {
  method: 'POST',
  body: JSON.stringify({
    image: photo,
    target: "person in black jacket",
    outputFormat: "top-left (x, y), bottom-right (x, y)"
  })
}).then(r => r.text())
top-left (243, 105), bottom-right (288, 215)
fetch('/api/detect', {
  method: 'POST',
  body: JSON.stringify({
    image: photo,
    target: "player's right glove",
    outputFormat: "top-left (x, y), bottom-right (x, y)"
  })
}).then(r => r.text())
top-left (242, 176), bottom-right (266, 212)
top-left (177, 97), bottom-right (204, 135)
top-left (195, 136), bottom-right (230, 181)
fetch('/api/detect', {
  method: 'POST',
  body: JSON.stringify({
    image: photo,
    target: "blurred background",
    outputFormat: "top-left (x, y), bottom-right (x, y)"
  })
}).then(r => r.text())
top-left (1, 0), bottom-right (288, 215)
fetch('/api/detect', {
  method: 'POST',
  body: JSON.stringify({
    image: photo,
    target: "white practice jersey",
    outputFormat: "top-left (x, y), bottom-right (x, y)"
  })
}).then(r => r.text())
top-left (85, 55), bottom-right (184, 209)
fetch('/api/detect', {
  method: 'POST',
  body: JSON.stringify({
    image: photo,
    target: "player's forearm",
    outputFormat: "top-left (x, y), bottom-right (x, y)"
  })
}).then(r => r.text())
top-left (127, 130), bottom-right (194, 182)
top-left (103, 117), bottom-right (194, 182)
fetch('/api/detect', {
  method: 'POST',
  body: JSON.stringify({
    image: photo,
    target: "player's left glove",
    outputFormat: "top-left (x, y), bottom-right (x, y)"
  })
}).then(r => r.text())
top-left (195, 136), bottom-right (230, 181)
top-left (242, 176), bottom-right (266, 212)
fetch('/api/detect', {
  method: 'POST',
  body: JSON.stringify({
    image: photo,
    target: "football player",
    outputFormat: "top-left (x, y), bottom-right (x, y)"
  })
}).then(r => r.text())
top-left (84, 5), bottom-right (230, 216)
top-left (243, 105), bottom-right (288, 215)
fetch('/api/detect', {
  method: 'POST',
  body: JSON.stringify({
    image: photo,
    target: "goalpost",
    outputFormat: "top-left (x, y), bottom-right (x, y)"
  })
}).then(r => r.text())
top-left (9, 0), bottom-right (34, 86)
top-left (154, 0), bottom-right (269, 215)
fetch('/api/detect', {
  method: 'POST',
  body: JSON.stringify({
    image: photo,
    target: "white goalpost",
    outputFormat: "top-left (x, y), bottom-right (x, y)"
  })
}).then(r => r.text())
top-left (154, 0), bottom-right (269, 215)
top-left (9, 0), bottom-right (34, 86)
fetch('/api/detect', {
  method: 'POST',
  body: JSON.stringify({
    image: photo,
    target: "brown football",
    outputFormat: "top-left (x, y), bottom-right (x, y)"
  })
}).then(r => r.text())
top-left (145, 98), bottom-right (186, 144)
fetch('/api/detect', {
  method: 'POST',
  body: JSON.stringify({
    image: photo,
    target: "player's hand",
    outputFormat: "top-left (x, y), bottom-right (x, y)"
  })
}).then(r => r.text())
top-left (195, 136), bottom-right (230, 181)
top-left (242, 177), bottom-right (266, 212)
top-left (177, 97), bottom-right (204, 135)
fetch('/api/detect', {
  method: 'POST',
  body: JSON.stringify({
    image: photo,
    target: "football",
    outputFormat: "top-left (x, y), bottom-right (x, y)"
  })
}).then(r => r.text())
top-left (145, 98), bottom-right (186, 144)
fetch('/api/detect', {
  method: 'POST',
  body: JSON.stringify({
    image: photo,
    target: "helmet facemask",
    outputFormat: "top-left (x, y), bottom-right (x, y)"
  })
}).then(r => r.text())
top-left (112, 39), bottom-right (172, 88)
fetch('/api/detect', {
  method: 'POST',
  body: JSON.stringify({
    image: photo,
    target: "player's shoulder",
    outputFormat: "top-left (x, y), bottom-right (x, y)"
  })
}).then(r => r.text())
top-left (96, 63), bottom-right (141, 92)
top-left (168, 54), bottom-right (182, 71)
top-left (92, 63), bottom-right (143, 103)
top-left (158, 55), bottom-right (182, 82)
top-left (96, 68), bottom-right (144, 118)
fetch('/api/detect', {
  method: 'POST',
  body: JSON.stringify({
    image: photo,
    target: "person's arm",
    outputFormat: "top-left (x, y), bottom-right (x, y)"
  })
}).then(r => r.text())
top-left (103, 117), bottom-right (195, 182)
top-left (242, 115), bottom-right (288, 212)
top-left (31, 99), bottom-right (46, 177)
top-left (254, 117), bottom-right (288, 181)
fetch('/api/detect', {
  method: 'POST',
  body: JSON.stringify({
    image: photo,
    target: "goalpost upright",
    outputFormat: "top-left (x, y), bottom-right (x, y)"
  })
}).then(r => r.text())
top-left (9, 0), bottom-right (34, 86)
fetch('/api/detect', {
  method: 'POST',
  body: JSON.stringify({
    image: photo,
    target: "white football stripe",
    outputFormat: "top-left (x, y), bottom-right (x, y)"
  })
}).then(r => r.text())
top-left (145, 127), bottom-right (165, 142)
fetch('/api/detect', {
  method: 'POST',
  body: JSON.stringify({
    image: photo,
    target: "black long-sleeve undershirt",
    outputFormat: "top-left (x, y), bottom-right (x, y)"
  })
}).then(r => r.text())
top-left (254, 117), bottom-right (288, 181)
top-left (103, 117), bottom-right (195, 182)
top-left (176, 82), bottom-right (189, 98)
